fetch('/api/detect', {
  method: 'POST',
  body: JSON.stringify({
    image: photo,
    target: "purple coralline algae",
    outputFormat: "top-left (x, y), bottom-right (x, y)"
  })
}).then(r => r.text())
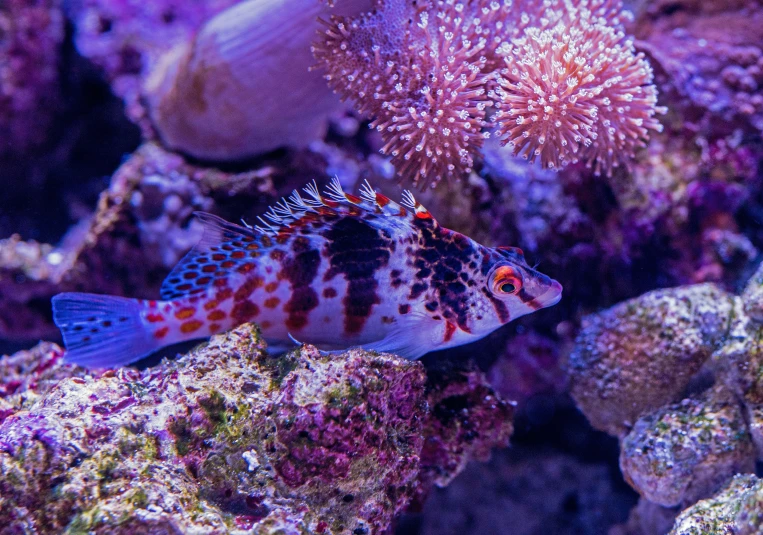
top-left (0, 0), bottom-right (63, 156)
top-left (0, 324), bottom-right (515, 534)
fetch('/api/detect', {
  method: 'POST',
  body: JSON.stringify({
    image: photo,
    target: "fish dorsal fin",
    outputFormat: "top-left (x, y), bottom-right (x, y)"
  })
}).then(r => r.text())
top-left (161, 180), bottom-right (436, 300)
top-left (254, 178), bottom-right (438, 237)
top-left (160, 212), bottom-right (263, 300)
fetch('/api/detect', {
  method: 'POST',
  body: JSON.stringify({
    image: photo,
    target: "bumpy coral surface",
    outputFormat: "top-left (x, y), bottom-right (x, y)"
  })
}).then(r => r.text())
top-left (620, 385), bottom-right (755, 507)
top-left (669, 474), bottom-right (763, 535)
top-left (0, 325), bottom-right (516, 534)
top-left (568, 283), bottom-right (734, 436)
top-left (0, 325), bottom-right (428, 533)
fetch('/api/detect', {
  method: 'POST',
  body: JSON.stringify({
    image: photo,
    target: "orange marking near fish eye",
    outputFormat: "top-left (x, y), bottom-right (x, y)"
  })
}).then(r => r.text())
top-left (264, 297), bottom-right (280, 309)
top-left (180, 320), bottom-right (203, 334)
top-left (443, 321), bottom-right (457, 343)
top-left (491, 266), bottom-right (523, 295)
top-left (207, 310), bottom-right (226, 321)
top-left (154, 326), bottom-right (170, 339)
top-left (145, 313), bottom-right (165, 323)
top-left (174, 307), bottom-right (196, 320)
top-left (414, 210), bottom-right (432, 220)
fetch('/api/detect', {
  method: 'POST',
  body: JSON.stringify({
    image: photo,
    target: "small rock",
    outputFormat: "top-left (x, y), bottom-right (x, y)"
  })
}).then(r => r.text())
top-left (620, 385), bottom-right (755, 507)
top-left (569, 284), bottom-right (736, 436)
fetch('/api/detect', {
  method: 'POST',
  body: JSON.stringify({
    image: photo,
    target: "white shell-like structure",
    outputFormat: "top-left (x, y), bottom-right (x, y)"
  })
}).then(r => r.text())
top-left (144, 0), bottom-right (371, 161)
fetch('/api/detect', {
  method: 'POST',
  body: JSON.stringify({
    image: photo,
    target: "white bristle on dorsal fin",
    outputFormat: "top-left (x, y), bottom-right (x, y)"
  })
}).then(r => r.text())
top-left (359, 180), bottom-right (378, 205)
top-left (254, 178), bottom-right (436, 236)
top-left (401, 190), bottom-right (417, 211)
top-left (325, 176), bottom-right (348, 203)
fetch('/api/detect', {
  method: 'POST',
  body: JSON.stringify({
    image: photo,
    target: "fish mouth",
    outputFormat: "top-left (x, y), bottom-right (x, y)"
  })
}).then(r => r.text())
top-left (541, 279), bottom-right (563, 307)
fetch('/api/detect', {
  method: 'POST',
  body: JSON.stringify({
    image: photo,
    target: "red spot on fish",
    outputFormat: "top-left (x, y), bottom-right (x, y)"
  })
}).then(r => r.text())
top-left (264, 297), bottom-right (280, 309)
top-left (270, 250), bottom-right (285, 261)
top-left (443, 321), bottom-right (457, 343)
top-left (345, 193), bottom-right (362, 204)
top-left (415, 210), bottom-right (432, 220)
top-left (265, 281), bottom-right (278, 293)
top-left (323, 199), bottom-right (340, 209)
top-left (237, 263), bottom-right (255, 273)
top-left (221, 260), bottom-right (236, 269)
top-left (175, 307), bottom-right (195, 320)
top-left (146, 313), bottom-right (165, 323)
top-left (398, 304), bottom-right (410, 315)
top-left (323, 287), bottom-right (337, 298)
top-left (246, 243), bottom-right (259, 250)
top-left (176, 283), bottom-right (193, 292)
top-left (183, 272), bottom-right (198, 279)
top-left (216, 288), bottom-right (233, 301)
top-left (207, 310), bottom-right (226, 321)
top-left (235, 277), bottom-right (264, 301)
top-left (375, 193), bottom-right (390, 207)
top-left (231, 251), bottom-right (246, 259)
top-left (212, 253), bottom-right (226, 261)
top-left (209, 323), bottom-right (221, 332)
top-left (202, 265), bottom-right (217, 273)
top-left (154, 326), bottom-right (169, 339)
top-left (180, 320), bottom-right (203, 334)
top-left (232, 301), bottom-right (259, 322)
top-left (148, 300), bottom-right (158, 309)
top-left (204, 300), bottom-right (219, 311)
top-left (196, 276), bottom-right (212, 286)
top-left (213, 278), bottom-right (228, 287)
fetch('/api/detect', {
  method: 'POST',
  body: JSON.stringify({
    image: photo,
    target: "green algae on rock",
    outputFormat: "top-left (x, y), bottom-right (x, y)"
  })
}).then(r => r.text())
top-left (669, 474), bottom-right (763, 535)
top-left (619, 385), bottom-right (755, 507)
top-left (568, 283), bottom-right (735, 436)
top-left (0, 323), bottom-right (516, 533)
top-left (0, 324), bottom-right (428, 533)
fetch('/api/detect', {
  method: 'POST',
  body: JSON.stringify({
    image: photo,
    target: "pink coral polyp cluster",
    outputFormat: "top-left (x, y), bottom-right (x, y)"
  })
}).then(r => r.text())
top-left (313, 0), bottom-right (666, 185)
top-left (493, 3), bottom-right (666, 175)
top-left (314, 0), bottom-right (502, 188)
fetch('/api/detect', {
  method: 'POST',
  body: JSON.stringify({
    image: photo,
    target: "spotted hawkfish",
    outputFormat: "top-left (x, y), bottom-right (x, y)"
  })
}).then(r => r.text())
top-left (52, 179), bottom-right (562, 367)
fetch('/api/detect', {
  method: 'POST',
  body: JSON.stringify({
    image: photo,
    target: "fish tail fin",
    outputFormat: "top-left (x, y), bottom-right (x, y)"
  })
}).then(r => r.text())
top-left (52, 293), bottom-right (159, 368)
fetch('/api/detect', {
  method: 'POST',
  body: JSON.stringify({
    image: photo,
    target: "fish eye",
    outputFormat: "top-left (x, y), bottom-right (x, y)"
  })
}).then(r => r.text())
top-left (500, 282), bottom-right (516, 293)
top-left (490, 265), bottom-right (523, 296)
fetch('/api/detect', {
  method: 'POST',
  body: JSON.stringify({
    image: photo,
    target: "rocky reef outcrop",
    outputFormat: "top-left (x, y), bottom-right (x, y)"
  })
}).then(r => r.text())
top-left (0, 324), bottom-right (514, 534)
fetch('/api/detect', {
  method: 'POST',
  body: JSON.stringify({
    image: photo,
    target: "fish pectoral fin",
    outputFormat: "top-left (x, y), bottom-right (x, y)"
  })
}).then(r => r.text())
top-left (360, 315), bottom-right (441, 360)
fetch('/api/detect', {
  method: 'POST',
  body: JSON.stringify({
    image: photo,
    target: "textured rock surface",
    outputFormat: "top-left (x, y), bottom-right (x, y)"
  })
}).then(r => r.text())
top-left (0, 325), bottom-right (429, 533)
top-left (0, 325), bottom-right (517, 534)
top-left (620, 385), bottom-right (755, 507)
top-left (568, 283), bottom-right (735, 436)
top-left (668, 474), bottom-right (763, 535)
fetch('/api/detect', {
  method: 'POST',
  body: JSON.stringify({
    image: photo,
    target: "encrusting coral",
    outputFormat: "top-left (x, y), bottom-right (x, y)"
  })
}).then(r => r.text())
top-left (569, 261), bottom-right (763, 516)
top-left (0, 325), bottom-right (514, 533)
top-left (313, 0), bottom-right (666, 187)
